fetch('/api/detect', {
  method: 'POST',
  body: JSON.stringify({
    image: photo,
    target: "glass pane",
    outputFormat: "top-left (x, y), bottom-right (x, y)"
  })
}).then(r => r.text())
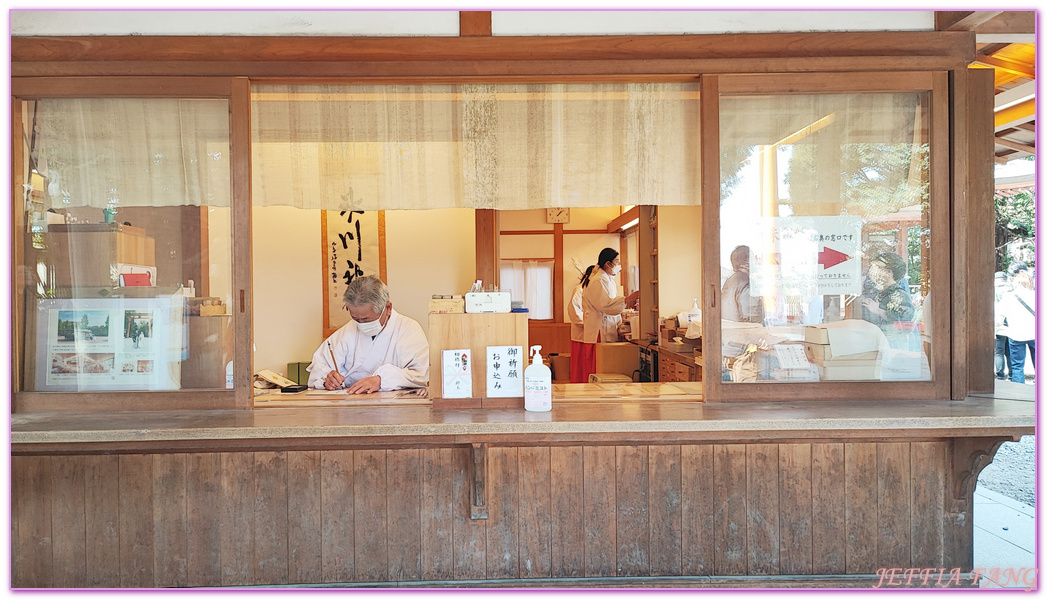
top-left (719, 92), bottom-right (932, 383)
top-left (18, 98), bottom-right (233, 391)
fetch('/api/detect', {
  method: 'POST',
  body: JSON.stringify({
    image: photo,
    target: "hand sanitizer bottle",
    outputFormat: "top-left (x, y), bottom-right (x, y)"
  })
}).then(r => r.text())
top-left (524, 345), bottom-right (552, 412)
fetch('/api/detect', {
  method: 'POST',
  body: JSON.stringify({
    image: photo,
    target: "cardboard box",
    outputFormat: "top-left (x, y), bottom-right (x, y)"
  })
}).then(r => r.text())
top-left (595, 342), bottom-right (639, 378)
top-left (802, 342), bottom-right (879, 363)
top-left (817, 359), bottom-right (883, 381)
top-left (428, 297), bottom-right (465, 313)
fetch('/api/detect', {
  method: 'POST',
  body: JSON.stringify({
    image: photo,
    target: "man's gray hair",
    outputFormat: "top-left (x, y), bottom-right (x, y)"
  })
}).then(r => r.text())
top-left (343, 276), bottom-right (390, 314)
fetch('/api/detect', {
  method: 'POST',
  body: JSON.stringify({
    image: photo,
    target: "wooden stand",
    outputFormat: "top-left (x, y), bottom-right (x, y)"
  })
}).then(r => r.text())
top-left (428, 312), bottom-right (528, 408)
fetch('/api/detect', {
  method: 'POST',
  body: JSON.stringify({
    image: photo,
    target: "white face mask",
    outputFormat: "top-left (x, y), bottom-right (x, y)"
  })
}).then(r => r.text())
top-left (356, 306), bottom-right (387, 336)
top-left (611, 264), bottom-right (622, 276)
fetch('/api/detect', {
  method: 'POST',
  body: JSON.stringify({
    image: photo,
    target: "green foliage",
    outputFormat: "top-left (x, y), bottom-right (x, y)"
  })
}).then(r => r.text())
top-left (995, 188), bottom-right (1036, 272)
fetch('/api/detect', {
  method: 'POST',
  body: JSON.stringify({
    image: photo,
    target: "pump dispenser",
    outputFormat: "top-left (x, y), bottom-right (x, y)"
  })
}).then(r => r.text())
top-left (523, 345), bottom-right (552, 412)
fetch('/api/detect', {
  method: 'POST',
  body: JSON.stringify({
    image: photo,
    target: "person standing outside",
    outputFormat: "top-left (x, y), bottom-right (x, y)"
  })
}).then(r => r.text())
top-left (722, 245), bottom-right (764, 323)
top-left (999, 263), bottom-right (1036, 384)
top-left (579, 248), bottom-right (639, 383)
top-left (994, 271), bottom-right (1013, 380)
top-left (307, 275), bottom-right (430, 393)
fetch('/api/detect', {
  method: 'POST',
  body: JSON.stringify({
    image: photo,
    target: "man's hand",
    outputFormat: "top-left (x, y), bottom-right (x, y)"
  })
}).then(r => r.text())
top-left (346, 375), bottom-right (382, 394)
top-left (324, 370), bottom-right (346, 390)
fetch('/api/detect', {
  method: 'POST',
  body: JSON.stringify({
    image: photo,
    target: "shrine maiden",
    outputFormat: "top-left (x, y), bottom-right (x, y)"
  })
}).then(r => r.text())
top-left (307, 275), bottom-right (430, 393)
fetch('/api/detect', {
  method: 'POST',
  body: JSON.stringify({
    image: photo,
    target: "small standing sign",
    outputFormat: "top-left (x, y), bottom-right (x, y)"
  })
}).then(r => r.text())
top-left (486, 345), bottom-right (524, 398)
top-left (442, 349), bottom-right (472, 399)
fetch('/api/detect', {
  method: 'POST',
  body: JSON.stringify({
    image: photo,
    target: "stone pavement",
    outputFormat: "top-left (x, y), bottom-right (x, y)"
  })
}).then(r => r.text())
top-left (974, 486), bottom-right (1036, 589)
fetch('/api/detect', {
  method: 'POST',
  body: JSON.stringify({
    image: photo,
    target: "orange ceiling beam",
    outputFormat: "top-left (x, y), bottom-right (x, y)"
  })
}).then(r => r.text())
top-left (995, 98), bottom-right (1036, 129)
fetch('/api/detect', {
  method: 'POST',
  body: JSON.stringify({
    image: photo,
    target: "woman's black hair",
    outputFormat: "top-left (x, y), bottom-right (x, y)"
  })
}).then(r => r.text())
top-left (580, 264), bottom-right (597, 288)
top-left (597, 247), bottom-right (619, 270)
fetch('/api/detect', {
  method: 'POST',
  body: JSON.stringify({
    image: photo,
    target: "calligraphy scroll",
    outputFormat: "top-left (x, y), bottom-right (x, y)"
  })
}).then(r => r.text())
top-left (321, 210), bottom-right (386, 338)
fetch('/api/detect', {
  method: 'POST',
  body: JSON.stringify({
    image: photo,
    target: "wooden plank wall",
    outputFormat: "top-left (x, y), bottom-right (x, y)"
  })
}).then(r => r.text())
top-left (12, 441), bottom-right (955, 588)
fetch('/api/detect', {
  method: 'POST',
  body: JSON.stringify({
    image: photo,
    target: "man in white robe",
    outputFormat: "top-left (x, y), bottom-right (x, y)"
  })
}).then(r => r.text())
top-left (307, 276), bottom-right (429, 393)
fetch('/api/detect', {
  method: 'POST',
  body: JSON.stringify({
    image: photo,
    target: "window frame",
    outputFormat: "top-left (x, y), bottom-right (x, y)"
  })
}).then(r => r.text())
top-left (11, 77), bottom-right (254, 411)
top-left (701, 72), bottom-right (952, 402)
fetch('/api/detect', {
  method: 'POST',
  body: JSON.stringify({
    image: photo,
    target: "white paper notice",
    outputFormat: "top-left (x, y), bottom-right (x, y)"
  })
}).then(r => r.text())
top-left (774, 344), bottom-right (811, 370)
top-left (442, 349), bottom-right (472, 399)
top-left (486, 345), bottom-right (524, 398)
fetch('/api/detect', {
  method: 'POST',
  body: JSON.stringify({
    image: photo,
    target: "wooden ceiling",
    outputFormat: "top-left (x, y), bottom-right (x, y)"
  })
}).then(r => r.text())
top-left (937, 11), bottom-right (1035, 164)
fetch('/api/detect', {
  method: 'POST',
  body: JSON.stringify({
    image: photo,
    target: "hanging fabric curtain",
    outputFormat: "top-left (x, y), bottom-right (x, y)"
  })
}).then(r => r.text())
top-left (35, 98), bottom-right (231, 210)
top-left (251, 83), bottom-right (701, 211)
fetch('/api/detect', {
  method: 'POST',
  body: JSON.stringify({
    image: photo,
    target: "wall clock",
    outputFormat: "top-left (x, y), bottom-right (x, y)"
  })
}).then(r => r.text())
top-left (546, 207), bottom-right (570, 224)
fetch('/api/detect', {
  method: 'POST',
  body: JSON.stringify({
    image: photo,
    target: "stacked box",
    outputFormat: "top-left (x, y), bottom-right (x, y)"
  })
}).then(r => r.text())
top-left (286, 362), bottom-right (312, 385)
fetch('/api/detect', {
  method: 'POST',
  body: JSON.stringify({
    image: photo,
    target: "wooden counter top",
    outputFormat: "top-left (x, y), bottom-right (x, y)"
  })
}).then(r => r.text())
top-left (11, 382), bottom-right (1033, 450)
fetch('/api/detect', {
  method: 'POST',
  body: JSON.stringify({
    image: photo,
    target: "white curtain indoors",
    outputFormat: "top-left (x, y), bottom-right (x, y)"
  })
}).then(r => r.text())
top-left (34, 98), bottom-right (231, 210)
top-left (251, 83), bottom-right (701, 211)
top-left (500, 259), bottom-right (553, 319)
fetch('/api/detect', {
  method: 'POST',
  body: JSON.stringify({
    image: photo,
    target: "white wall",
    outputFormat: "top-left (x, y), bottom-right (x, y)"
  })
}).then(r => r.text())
top-left (386, 208), bottom-right (476, 337)
top-left (492, 11), bottom-right (934, 35)
top-left (11, 10), bottom-right (934, 37)
top-left (251, 206), bottom-right (323, 376)
top-left (11, 10), bottom-right (460, 36)
top-left (658, 205), bottom-right (703, 320)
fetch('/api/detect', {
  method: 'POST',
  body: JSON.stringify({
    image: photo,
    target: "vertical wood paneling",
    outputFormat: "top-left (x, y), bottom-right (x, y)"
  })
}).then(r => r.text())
top-left (320, 450), bottom-right (354, 583)
top-left (153, 453), bottom-right (188, 588)
top-left (253, 451), bottom-right (289, 585)
top-left (12, 456), bottom-right (52, 588)
top-left (779, 444), bottom-right (812, 575)
top-left (811, 443), bottom-right (845, 574)
top-left (877, 442), bottom-right (911, 568)
top-left (452, 446), bottom-right (487, 580)
top-left (119, 454), bottom-right (154, 587)
top-left (518, 446), bottom-right (552, 578)
top-left (583, 445), bottom-right (617, 577)
top-left (487, 446), bottom-right (520, 579)
top-left (354, 449), bottom-right (388, 582)
top-left (910, 441), bottom-right (947, 567)
top-left (713, 444), bottom-right (747, 575)
top-left (844, 443), bottom-right (877, 574)
top-left (286, 451), bottom-right (322, 583)
top-left (681, 445), bottom-right (714, 575)
top-left (220, 452), bottom-right (254, 586)
top-left (387, 449), bottom-right (422, 581)
top-left (550, 446), bottom-right (584, 578)
top-left (84, 455), bottom-right (120, 587)
top-left (186, 453), bottom-right (222, 587)
top-left (649, 445), bottom-right (682, 577)
top-left (420, 448), bottom-right (454, 580)
top-left (746, 444), bottom-right (780, 575)
top-left (51, 455), bottom-right (87, 587)
top-left (615, 445), bottom-right (650, 577)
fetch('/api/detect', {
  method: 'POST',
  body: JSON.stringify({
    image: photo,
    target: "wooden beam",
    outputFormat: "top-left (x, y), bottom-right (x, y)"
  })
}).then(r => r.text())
top-left (230, 76), bottom-right (253, 410)
top-left (553, 223), bottom-right (564, 323)
top-left (459, 11), bottom-right (492, 37)
top-left (606, 206), bottom-right (640, 233)
top-left (475, 209), bottom-right (498, 288)
top-left (973, 11), bottom-right (1036, 35)
top-left (994, 98), bottom-right (1035, 130)
top-left (11, 32), bottom-right (975, 65)
top-left (993, 137), bottom-right (1035, 154)
top-left (936, 11), bottom-right (1003, 31)
top-left (968, 68), bottom-right (996, 395)
top-left (975, 54), bottom-right (1034, 78)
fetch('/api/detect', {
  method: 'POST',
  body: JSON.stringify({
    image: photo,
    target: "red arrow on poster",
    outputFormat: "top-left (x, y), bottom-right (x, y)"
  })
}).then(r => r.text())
top-left (818, 246), bottom-right (851, 270)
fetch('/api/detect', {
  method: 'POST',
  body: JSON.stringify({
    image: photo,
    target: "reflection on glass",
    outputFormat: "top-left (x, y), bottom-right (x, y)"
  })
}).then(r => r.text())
top-left (19, 98), bottom-right (232, 391)
top-left (719, 92), bottom-right (932, 383)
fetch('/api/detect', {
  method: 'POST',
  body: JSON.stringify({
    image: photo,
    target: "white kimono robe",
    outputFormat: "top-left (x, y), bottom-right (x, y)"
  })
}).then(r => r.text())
top-left (582, 269), bottom-right (626, 343)
top-left (568, 283), bottom-right (585, 342)
top-left (307, 308), bottom-right (430, 390)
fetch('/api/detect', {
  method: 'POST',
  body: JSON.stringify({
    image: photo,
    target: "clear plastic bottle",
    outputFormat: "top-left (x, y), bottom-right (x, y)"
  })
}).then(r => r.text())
top-left (523, 345), bottom-right (552, 412)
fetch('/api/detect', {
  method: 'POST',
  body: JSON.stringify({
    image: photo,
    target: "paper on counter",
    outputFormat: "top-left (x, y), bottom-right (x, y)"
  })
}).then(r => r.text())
top-left (442, 348), bottom-right (472, 398)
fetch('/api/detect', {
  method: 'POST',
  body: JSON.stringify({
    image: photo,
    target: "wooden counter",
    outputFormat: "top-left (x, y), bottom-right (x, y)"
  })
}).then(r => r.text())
top-left (11, 382), bottom-right (1034, 589)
